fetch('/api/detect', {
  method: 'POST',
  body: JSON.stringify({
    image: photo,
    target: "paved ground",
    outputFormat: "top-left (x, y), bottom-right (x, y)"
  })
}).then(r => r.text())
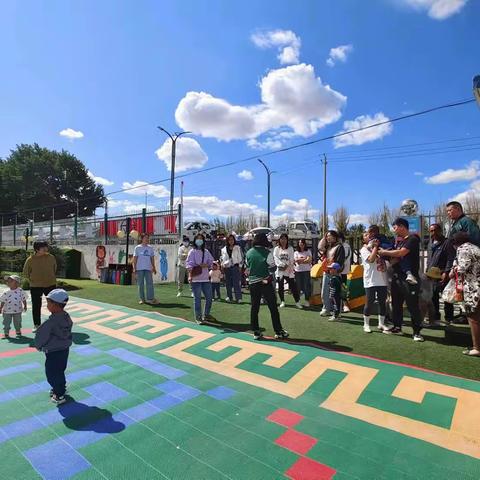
top-left (1, 296), bottom-right (479, 480)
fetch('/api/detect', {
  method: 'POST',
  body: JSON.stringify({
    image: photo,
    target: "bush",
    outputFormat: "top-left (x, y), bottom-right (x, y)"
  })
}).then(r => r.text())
top-left (0, 246), bottom-right (66, 276)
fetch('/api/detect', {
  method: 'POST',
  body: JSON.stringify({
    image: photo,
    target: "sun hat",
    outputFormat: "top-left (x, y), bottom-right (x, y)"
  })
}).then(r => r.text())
top-left (6, 274), bottom-right (21, 283)
top-left (426, 266), bottom-right (442, 280)
top-left (46, 289), bottom-right (69, 304)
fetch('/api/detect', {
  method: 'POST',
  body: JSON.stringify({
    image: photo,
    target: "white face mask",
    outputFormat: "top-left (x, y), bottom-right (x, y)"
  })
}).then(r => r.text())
top-left (183, 241), bottom-right (189, 247)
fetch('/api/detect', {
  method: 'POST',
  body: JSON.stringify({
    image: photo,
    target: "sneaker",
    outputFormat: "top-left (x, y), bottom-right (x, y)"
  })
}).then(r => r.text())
top-left (16, 331), bottom-right (22, 338)
top-left (319, 308), bottom-right (329, 317)
top-left (253, 331), bottom-right (264, 340)
top-left (203, 314), bottom-right (216, 322)
top-left (390, 327), bottom-right (403, 335)
top-left (413, 334), bottom-right (425, 342)
top-left (328, 315), bottom-right (341, 322)
top-left (195, 317), bottom-right (205, 325)
top-left (51, 394), bottom-right (67, 405)
top-left (3, 333), bottom-right (9, 339)
top-left (274, 330), bottom-right (289, 339)
top-left (176, 292), bottom-right (182, 297)
top-left (32, 326), bottom-right (38, 333)
top-left (295, 302), bottom-right (303, 309)
top-left (138, 300), bottom-right (144, 304)
top-left (304, 301), bottom-right (310, 308)
top-left (279, 301), bottom-right (286, 308)
top-left (363, 325), bottom-right (372, 333)
top-left (343, 305), bottom-right (351, 313)
top-left (406, 273), bottom-right (418, 285)
top-left (225, 297), bottom-right (231, 303)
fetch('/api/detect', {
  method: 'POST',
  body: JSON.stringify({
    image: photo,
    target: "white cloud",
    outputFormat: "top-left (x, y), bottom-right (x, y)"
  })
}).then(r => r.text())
top-left (254, 194), bottom-right (263, 199)
top-left (414, 171), bottom-right (424, 176)
top-left (326, 44), bottom-right (353, 67)
top-left (177, 195), bottom-right (263, 218)
top-left (349, 214), bottom-right (370, 225)
top-left (122, 181), bottom-right (170, 198)
top-left (251, 29), bottom-right (301, 65)
top-left (155, 137), bottom-right (208, 172)
top-left (424, 161), bottom-right (480, 184)
top-left (450, 179), bottom-right (480, 203)
top-left (87, 171), bottom-right (114, 186)
top-left (238, 169), bottom-right (254, 181)
top-left (105, 199), bottom-right (158, 214)
top-left (399, 0), bottom-right (468, 20)
top-left (59, 128), bottom-right (84, 140)
top-left (333, 112), bottom-right (393, 148)
top-left (274, 198), bottom-right (319, 219)
top-left (175, 63), bottom-right (346, 145)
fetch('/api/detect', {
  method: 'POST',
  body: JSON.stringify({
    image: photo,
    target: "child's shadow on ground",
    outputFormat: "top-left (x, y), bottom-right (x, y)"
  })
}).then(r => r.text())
top-left (72, 332), bottom-right (91, 345)
top-left (58, 398), bottom-right (125, 434)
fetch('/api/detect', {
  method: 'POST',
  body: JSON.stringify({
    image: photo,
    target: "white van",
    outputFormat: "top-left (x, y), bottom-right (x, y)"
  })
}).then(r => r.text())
top-left (288, 221), bottom-right (319, 240)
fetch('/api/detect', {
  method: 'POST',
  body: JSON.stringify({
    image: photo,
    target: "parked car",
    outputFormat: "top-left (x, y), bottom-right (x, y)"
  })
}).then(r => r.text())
top-left (183, 221), bottom-right (214, 241)
top-left (287, 220), bottom-right (319, 240)
top-left (243, 227), bottom-right (279, 241)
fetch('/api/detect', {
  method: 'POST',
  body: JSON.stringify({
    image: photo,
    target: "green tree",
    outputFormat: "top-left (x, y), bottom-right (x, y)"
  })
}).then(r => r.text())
top-left (0, 144), bottom-right (105, 223)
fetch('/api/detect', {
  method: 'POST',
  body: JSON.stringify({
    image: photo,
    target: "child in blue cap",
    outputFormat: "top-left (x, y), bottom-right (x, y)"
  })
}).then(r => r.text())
top-left (327, 263), bottom-right (342, 322)
top-left (34, 288), bottom-right (73, 405)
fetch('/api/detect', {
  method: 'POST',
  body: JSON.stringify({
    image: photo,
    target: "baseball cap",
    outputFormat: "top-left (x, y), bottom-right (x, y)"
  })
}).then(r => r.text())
top-left (6, 274), bottom-right (21, 283)
top-left (329, 263), bottom-right (341, 271)
top-left (46, 289), bottom-right (69, 304)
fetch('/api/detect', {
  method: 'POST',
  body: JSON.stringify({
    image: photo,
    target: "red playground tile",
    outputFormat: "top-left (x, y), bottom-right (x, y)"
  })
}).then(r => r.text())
top-left (286, 457), bottom-right (337, 480)
top-left (0, 347), bottom-right (37, 358)
top-left (266, 408), bottom-right (304, 428)
top-left (275, 429), bottom-right (317, 455)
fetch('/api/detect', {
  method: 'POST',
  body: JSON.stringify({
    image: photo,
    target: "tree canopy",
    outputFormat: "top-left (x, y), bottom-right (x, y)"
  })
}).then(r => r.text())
top-left (0, 144), bottom-right (105, 223)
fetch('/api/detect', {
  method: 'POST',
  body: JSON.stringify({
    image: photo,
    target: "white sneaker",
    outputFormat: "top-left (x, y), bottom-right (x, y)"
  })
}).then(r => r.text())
top-left (191, 292), bottom-right (194, 298)
top-left (304, 301), bottom-right (310, 308)
top-left (32, 326), bottom-right (38, 333)
top-left (413, 334), bottom-right (425, 342)
top-left (319, 309), bottom-right (329, 317)
top-left (406, 273), bottom-right (418, 285)
top-left (225, 297), bottom-right (231, 303)
top-left (279, 301), bottom-right (286, 308)
top-left (295, 302), bottom-right (303, 309)
top-left (343, 305), bottom-right (350, 313)
top-left (363, 325), bottom-right (372, 333)
top-left (328, 314), bottom-right (340, 322)
top-left (176, 292), bottom-right (182, 297)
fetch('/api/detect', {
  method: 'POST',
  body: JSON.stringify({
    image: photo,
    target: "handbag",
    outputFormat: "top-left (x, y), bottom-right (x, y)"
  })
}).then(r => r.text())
top-left (454, 270), bottom-right (464, 302)
top-left (191, 251), bottom-right (205, 277)
top-left (441, 278), bottom-right (457, 304)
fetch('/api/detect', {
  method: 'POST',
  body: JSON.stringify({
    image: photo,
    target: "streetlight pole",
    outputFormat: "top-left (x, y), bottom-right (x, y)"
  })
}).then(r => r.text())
top-left (257, 159), bottom-right (273, 228)
top-left (321, 154), bottom-right (328, 235)
top-left (157, 127), bottom-right (191, 211)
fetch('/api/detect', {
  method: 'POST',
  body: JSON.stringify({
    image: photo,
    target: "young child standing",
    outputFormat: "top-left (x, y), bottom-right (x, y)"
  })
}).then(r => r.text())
top-left (209, 262), bottom-right (223, 300)
top-left (0, 275), bottom-right (27, 339)
top-left (34, 289), bottom-right (73, 405)
top-left (327, 263), bottom-right (343, 322)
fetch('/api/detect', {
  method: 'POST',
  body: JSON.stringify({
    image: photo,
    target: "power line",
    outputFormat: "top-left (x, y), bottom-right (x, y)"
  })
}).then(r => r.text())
top-left (1, 97), bottom-right (476, 216)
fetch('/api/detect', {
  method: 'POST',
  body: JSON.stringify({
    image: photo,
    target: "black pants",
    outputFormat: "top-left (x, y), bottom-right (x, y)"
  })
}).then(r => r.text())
top-left (364, 286), bottom-right (388, 316)
top-left (250, 281), bottom-right (283, 334)
top-left (432, 281), bottom-right (454, 321)
top-left (277, 277), bottom-right (300, 303)
top-left (212, 283), bottom-right (221, 299)
top-left (391, 274), bottom-right (423, 335)
top-left (45, 348), bottom-right (69, 396)
top-left (30, 285), bottom-right (56, 326)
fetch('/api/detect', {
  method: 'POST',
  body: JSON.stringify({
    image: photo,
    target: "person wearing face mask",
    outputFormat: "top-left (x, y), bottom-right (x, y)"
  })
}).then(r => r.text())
top-left (177, 237), bottom-right (192, 297)
top-left (23, 241), bottom-right (57, 332)
top-left (220, 234), bottom-right (243, 303)
top-left (186, 233), bottom-right (215, 324)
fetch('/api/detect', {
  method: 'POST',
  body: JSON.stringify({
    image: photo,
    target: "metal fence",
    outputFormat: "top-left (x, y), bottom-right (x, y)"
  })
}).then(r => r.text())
top-left (0, 206), bottom-right (182, 247)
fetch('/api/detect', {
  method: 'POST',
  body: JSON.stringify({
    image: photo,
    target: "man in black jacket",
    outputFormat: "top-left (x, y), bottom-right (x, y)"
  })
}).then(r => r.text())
top-left (427, 224), bottom-right (452, 323)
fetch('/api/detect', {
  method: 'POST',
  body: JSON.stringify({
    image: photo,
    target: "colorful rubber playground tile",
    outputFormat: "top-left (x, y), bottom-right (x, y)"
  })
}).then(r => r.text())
top-left (0, 297), bottom-right (479, 479)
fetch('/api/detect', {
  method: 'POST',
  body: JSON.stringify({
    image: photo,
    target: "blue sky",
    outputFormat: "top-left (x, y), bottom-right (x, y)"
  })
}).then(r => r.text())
top-left (1, 0), bottom-right (479, 224)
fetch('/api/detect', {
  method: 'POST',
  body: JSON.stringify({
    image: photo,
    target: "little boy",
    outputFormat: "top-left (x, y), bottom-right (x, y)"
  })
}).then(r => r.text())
top-left (327, 263), bottom-right (343, 322)
top-left (209, 262), bottom-right (223, 300)
top-left (0, 275), bottom-right (27, 339)
top-left (34, 289), bottom-right (73, 405)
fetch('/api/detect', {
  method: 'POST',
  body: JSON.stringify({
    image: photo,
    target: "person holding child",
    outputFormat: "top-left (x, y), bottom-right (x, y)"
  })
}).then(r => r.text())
top-left (1, 274), bottom-right (27, 338)
top-left (34, 288), bottom-right (73, 405)
top-left (209, 261), bottom-right (223, 300)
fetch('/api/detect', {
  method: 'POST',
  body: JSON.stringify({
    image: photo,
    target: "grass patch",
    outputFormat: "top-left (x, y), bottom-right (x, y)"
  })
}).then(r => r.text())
top-left (65, 279), bottom-right (479, 381)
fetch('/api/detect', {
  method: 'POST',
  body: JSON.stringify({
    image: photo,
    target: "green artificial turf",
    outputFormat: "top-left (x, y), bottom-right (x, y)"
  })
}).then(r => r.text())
top-left (65, 279), bottom-right (479, 381)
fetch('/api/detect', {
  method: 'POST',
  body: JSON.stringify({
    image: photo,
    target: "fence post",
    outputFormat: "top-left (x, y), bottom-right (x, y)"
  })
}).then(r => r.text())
top-left (142, 208), bottom-right (147, 234)
top-left (178, 204), bottom-right (182, 241)
top-left (104, 212), bottom-right (108, 245)
top-left (74, 213), bottom-right (78, 245)
top-left (0, 215), bottom-right (3, 247)
top-left (13, 214), bottom-right (17, 246)
top-left (50, 208), bottom-right (54, 243)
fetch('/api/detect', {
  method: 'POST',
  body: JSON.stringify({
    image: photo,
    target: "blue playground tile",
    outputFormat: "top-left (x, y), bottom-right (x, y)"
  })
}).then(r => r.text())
top-left (83, 381), bottom-right (128, 402)
top-left (149, 394), bottom-right (184, 411)
top-left (155, 380), bottom-right (201, 401)
top-left (0, 362), bottom-right (40, 377)
top-left (107, 348), bottom-right (185, 379)
top-left (68, 364), bottom-right (113, 382)
top-left (24, 438), bottom-right (91, 480)
top-left (206, 386), bottom-right (236, 401)
top-left (73, 345), bottom-right (102, 356)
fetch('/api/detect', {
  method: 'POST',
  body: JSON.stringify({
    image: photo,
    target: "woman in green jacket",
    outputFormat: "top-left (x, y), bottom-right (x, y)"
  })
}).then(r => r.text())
top-left (246, 233), bottom-right (288, 341)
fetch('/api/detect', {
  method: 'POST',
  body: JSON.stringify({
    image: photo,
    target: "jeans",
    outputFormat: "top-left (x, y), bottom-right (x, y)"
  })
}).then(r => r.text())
top-left (177, 265), bottom-right (187, 292)
top-left (30, 285), bottom-right (56, 326)
top-left (432, 280), bottom-right (454, 321)
top-left (191, 282), bottom-right (213, 319)
top-left (391, 274), bottom-right (423, 335)
top-left (249, 281), bottom-right (283, 334)
top-left (329, 281), bottom-right (342, 316)
top-left (277, 276), bottom-right (300, 303)
top-left (212, 283), bottom-right (221, 299)
top-left (3, 313), bottom-right (22, 333)
top-left (363, 286), bottom-right (388, 316)
top-left (136, 270), bottom-right (154, 301)
top-left (45, 348), bottom-right (69, 397)
top-left (225, 265), bottom-right (242, 301)
top-left (321, 274), bottom-right (332, 312)
top-left (295, 271), bottom-right (311, 301)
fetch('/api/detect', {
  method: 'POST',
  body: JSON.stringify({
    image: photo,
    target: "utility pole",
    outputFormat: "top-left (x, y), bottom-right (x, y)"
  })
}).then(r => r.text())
top-left (157, 126), bottom-right (191, 211)
top-left (322, 154), bottom-right (328, 235)
top-left (257, 159), bottom-right (273, 228)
